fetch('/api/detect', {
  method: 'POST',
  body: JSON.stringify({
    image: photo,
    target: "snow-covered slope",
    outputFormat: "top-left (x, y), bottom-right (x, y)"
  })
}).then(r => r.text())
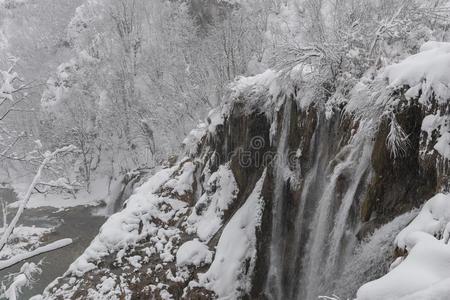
top-left (42, 111), bottom-right (268, 299)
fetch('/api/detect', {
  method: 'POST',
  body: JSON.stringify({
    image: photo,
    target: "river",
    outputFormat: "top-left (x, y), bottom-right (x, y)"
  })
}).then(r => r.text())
top-left (0, 188), bottom-right (106, 299)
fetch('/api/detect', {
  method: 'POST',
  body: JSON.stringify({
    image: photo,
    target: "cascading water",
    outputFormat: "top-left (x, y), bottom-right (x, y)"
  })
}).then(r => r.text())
top-left (265, 96), bottom-right (293, 298)
top-left (264, 99), bottom-right (375, 299)
top-left (300, 123), bottom-right (373, 299)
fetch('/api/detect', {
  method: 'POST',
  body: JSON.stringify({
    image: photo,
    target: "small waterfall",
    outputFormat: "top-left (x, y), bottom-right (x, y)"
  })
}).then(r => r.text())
top-left (104, 171), bottom-right (143, 215)
top-left (265, 96), bottom-right (293, 298)
top-left (285, 112), bottom-right (331, 299)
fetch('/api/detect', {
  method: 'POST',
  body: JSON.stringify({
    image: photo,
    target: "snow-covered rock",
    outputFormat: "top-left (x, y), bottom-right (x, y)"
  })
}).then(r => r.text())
top-left (176, 239), bottom-right (212, 267)
top-left (197, 171), bottom-right (266, 298)
top-left (186, 164), bottom-right (238, 242)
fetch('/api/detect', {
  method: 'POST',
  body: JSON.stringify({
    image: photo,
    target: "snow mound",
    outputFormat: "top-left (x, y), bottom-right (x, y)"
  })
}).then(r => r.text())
top-left (163, 161), bottom-right (195, 197)
top-left (395, 193), bottom-right (450, 250)
top-left (197, 170), bottom-right (266, 298)
top-left (357, 193), bottom-right (450, 300)
top-left (186, 164), bottom-right (238, 242)
top-left (383, 41), bottom-right (450, 106)
top-left (176, 239), bottom-right (212, 267)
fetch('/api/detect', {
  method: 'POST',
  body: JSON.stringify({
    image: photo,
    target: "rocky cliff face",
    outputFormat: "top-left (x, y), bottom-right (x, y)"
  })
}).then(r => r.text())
top-left (43, 45), bottom-right (449, 300)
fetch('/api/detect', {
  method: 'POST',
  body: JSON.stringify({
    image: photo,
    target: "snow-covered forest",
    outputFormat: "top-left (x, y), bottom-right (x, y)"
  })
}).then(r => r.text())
top-left (1, 0), bottom-right (450, 299)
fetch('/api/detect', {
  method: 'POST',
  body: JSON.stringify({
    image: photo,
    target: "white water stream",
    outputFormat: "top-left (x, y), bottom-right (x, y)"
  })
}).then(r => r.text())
top-left (264, 100), bottom-right (375, 299)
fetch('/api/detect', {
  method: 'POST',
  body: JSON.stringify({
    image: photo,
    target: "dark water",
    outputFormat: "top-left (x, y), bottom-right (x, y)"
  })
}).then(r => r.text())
top-left (0, 188), bottom-right (106, 299)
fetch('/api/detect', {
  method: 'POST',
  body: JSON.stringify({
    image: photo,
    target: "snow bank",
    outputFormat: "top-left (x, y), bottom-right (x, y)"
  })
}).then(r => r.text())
top-left (357, 193), bottom-right (450, 300)
top-left (384, 41), bottom-right (450, 105)
top-left (357, 236), bottom-right (450, 300)
top-left (197, 171), bottom-right (266, 298)
top-left (176, 239), bottom-right (212, 267)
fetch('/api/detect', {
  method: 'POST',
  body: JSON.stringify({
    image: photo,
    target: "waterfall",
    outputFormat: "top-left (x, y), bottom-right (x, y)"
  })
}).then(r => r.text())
top-left (300, 124), bottom-right (373, 299)
top-left (265, 96), bottom-right (293, 298)
top-left (264, 100), bottom-right (374, 299)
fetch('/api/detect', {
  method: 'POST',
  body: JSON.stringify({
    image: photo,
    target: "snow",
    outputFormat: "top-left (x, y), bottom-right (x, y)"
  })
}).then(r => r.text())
top-left (126, 256), bottom-right (142, 269)
top-left (186, 164), bottom-right (238, 242)
top-left (176, 239), bottom-right (212, 267)
top-left (421, 114), bottom-right (442, 137)
top-left (207, 108), bottom-right (224, 134)
top-left (41, 60), bottom-right (76, 107)
top-left (357, 193), bottom-right (450, 300)
top-left (397, 278), bottom-right (450, 300)
top-left (383, 41), bottom-right (450, 105)
top-left (197, 170), bottom-right (266, 298)
top-left (97, 277), bottom-right (116, 294)
top-left (0, 68), bottom-right (18, 101)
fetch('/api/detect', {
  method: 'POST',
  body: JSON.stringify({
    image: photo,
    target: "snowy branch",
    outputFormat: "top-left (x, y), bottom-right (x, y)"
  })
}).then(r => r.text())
top-left (1, 262), bottom-right (42, 300)
top-left (0, 145), bottom-right (76, 252)
top-left (0, 239), bottom-right (72, 271)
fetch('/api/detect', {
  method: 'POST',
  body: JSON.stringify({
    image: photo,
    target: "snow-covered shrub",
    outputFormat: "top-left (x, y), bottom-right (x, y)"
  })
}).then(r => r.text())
top-left (386, 113), bottom-right (410, 159)
top-left (1, 262), bottom-right (42, 300)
